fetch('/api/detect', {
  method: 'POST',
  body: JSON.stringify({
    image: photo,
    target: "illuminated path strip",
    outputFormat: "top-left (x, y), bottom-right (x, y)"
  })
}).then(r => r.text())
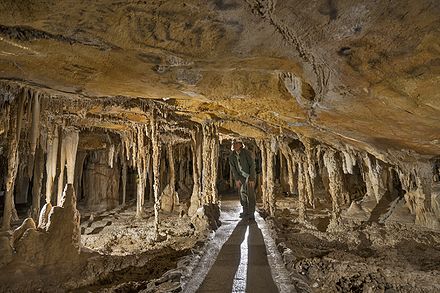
top-left (184, 199), bottom-right (295, 293)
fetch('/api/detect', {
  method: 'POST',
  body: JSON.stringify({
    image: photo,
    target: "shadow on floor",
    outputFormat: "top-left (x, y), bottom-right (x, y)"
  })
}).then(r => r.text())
top-left (197, 218), bottom-right (278, 293)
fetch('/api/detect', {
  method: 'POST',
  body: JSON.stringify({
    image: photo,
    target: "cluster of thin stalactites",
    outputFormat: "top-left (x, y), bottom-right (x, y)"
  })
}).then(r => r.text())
top-left (0, 82), bottom-right (439, 239)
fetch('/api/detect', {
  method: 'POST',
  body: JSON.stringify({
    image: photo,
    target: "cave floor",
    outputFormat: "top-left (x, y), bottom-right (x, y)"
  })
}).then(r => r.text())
top-left (272, 196), bottom-right (440, 292)
top-left (79, 201), bottom-right (198, 255)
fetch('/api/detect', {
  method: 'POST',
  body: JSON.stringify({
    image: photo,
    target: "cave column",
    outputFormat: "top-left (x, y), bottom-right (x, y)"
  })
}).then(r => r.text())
top-left (201, 124), bottom-right (213, 204)
top-left (265, 138), bottom-right (276, 216)
top-left (168, 144), bottom-right (179, 210)
top-left (210, 124), bottom-right (219, 204)
top-left (323, 149), bottom-right (348, 221)
top-left (257, 140), bottom-right (268, 210)
top-left (136, 127), bottom-right (147, 218)
top-left (151, 114), bottom-right (161, 236)
top-left (1, 94), bottom-right (24, 230)
top-left (121, 157), bottom-right (127, 205)
top-left (189, 128), bottom-right (202, 216)
top-left (296, 159), bottom-right (307, 221)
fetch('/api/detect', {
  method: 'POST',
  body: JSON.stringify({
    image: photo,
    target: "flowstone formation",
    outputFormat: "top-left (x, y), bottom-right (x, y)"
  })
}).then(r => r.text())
top-left (0, 0), bottom-right (439, 291)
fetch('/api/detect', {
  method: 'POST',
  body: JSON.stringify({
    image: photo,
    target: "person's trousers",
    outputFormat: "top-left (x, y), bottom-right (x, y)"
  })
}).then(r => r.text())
top-left (239, 177), bottom-right (256, 215)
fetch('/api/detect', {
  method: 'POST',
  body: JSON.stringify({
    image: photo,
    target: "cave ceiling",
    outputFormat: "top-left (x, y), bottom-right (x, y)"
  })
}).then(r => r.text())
top-left (0, 0), bottom-right (439, 159)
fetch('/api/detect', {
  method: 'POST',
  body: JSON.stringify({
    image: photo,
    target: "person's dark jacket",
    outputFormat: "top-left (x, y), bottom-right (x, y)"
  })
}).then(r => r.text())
top-left (229, 148), bottom-right (256, 181)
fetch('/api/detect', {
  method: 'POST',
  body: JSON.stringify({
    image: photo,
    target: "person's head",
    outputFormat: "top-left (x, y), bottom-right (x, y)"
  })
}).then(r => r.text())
top-left (231, 139), bottom-right (244, 152)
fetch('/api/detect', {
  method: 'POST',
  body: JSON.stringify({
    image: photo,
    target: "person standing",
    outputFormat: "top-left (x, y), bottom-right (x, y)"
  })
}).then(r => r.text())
top-left (228, 139), bottom-right (256, 220)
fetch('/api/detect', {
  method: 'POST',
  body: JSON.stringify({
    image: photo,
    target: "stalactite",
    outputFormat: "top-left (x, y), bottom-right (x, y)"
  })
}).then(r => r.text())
top-left (108, 144), bottom-right (115, 168)
top-left (151, 112), bottom-right (161, 236)
top-left (300, 136), bottom-right (316, 207)
top-left (31, 146), bottom-right (44, 221)
top-left (279, 141), bottom-right (295, 195)
top-left (30, 92), bottom-right (40, 156)
top-left (57, 131), bottom-right (66, 206)
top-left (279, 150), bottom-right (286, 190)
top-left (64, 130), bottom-right (79, 185)
top-left (185, 146), bottom-right (193, 188)
top-left (161, 143), bottom-right (178, 212)
top-left (16, 158), bottom-right (30, 205)
top-left (45, 126), bottom-right (59, 205)
top-left (74, 152), bottom-right (87, 202)
top-left (28, 92), bottom-right (41, 178)
top-left (55, 129), bottom-right (79, 205)
top-left (177, 146), bottom-right (187, 194)
top-left (342, 149), bottom-right (357, 175)
top-left (289, 149), bottom-right (310, 221)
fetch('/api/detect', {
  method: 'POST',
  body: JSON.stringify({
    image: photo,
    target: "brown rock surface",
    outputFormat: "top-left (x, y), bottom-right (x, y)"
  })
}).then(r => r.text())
top-left (0, 0), bottom-right (438, 158)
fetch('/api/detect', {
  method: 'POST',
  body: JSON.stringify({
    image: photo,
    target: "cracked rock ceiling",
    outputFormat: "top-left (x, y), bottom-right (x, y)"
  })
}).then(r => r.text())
top-left (0, 0), bottom-right (439, 159)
